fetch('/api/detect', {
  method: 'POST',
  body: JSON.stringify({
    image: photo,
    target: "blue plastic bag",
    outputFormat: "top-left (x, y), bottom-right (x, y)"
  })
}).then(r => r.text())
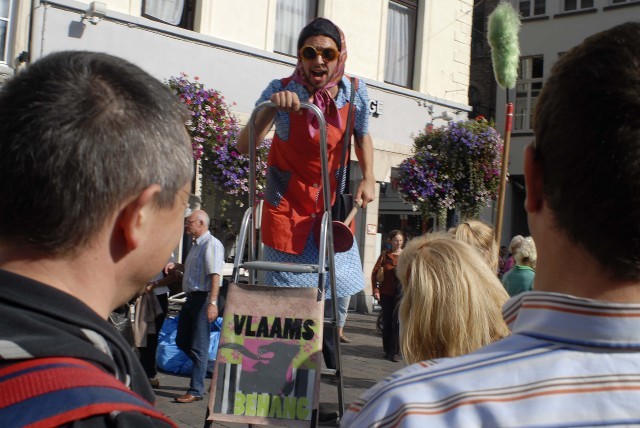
top-left (156, 315), bottom-right (223, 375)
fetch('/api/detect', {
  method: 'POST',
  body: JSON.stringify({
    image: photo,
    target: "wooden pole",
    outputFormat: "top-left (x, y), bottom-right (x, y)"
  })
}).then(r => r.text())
top-left (494, 102), bottom-right (514, 244)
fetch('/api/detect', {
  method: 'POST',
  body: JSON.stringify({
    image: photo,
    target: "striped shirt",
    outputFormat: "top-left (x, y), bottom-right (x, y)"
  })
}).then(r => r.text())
top-left (341, 291), bottom-right (640, 427)
top-left (182, 231), bottom-right (224, 293)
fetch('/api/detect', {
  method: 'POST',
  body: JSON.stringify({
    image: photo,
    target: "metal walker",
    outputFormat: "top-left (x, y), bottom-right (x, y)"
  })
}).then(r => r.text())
top-left (230, 100), bottom-right (346, 421)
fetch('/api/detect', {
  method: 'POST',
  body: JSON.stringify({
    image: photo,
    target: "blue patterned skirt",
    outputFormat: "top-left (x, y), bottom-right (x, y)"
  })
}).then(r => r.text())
top-left (263, 232), bottom-right (365, 300)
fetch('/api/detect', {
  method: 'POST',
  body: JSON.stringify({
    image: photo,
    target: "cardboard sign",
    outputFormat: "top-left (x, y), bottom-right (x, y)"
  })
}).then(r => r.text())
top-left (207, 282), bottom-right (324, 426)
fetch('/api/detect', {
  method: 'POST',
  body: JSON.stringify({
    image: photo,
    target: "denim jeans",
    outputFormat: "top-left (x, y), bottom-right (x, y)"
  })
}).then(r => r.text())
top-left (176, 292), bottom-right (210, 397)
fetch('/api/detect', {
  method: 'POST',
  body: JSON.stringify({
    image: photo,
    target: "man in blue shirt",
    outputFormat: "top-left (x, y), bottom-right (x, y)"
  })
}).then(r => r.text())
top-left (169, 209), bottom-right (224, 403)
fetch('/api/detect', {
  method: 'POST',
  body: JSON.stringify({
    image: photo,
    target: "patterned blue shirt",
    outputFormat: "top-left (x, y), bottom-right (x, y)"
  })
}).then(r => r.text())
top-left (256, 76), bottom-right (370, 142)
top-left (182, 231), bottom-right (225, 293)
top-left (342, 291), bottom-right (640, 427)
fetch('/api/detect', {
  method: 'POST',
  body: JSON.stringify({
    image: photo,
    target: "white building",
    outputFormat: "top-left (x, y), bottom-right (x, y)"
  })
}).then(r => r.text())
top-left (496, 0), bottom-right (640, 244)
top-left (2, 0), bottom-right (474, 296)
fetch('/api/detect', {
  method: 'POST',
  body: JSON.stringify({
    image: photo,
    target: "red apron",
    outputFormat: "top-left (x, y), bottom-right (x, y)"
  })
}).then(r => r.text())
top-left (261, 79), bottom-right (355, 254)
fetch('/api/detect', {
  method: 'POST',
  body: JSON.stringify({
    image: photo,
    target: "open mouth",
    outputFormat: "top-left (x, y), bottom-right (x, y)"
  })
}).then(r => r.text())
top-left (310, 69), bottom-right (327, 82)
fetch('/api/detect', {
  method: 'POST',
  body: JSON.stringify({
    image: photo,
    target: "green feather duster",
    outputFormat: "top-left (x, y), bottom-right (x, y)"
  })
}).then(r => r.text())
top-left (488, 1), bottom-right (521, 89)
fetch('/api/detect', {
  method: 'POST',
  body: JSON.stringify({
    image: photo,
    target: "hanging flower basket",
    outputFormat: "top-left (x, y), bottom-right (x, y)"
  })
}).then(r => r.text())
top-left (167, 73), bottom-right (270, 218)
top-left (397, 116), bottom-right (503, 223)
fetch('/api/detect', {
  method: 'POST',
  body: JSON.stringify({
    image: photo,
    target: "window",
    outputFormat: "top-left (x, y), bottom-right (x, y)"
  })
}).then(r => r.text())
top-left (274, 0), bottom-right (317, 57)
top-left (384, 0), bottom-right (417, 88)
top-left (514, 56), bottom-right (543, 131)
top-left (519, 0), bottom-right (546, 17)
top-left (0, 0), bottom-right (11, 64)
top-left (564, 0), bottom-right (594, 10)
top-left (142, 0), bottom-right (195, 30)
top-left (471, 0), bottom-right (486, 57)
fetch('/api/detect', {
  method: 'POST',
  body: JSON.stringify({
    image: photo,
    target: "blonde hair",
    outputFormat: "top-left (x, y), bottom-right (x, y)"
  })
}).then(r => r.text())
top-left (451, 220), bottom-right (499, 273)
top-left (397, 234), bottom-right (510, 364)
top-left (515, 236), bottom-right (537, 268)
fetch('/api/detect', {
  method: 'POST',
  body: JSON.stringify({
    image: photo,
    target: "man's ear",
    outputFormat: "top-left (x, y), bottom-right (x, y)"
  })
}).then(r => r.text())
top-left (523, 144), bottom-right (544, 213)
top-left (117, 184), bottom-right (162, 251)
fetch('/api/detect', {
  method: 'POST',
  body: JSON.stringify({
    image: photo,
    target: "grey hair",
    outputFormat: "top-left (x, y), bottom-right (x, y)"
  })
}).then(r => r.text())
top-left (515, 236), bottom-right (537, 268)
top-left (0, 51), bottom-right (193, 254)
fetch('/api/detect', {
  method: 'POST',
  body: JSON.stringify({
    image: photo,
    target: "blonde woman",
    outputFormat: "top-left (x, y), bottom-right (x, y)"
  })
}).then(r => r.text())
top-left (502, 236), bottom-right (536, 296)
top-left (397, 234), bottom-right (510, 364)
top-left (450, 220), bottom-right (499, 273)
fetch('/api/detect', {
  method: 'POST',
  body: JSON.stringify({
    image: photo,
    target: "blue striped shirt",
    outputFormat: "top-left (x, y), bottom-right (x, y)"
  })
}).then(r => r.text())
top-left (182, 231), bottom-right (224, 293)
top-left (342, 291), bottom-right (640, 427)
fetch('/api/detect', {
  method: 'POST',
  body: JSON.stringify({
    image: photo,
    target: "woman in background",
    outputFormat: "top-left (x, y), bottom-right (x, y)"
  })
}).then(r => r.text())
top-left (502, 236), bottom-right (536, 296)
top-left (450, 220), bottom-right (499, 274)
top-left (397, 234), bottom-right (510, 364)
top-left (503, 235), bottom-right (525, 274)
top-left (371, 230), bottom-right (405, 362)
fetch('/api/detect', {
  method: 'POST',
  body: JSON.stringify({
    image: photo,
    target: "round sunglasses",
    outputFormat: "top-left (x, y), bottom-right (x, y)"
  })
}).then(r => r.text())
top-left (299, 45), bottom-right (339, 62)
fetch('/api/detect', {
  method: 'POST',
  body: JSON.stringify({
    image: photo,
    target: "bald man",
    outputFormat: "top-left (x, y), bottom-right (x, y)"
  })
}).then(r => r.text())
top-left (167, 210), bottom-right (224, 403)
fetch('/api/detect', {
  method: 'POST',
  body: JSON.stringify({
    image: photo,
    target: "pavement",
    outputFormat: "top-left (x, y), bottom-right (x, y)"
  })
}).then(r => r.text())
top-left (152, 311), bottom-right (402, 427)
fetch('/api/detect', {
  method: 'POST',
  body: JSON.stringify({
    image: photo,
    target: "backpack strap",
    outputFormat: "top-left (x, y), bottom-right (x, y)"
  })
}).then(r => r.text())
top-left (0, 357), bottom-right (176, 428)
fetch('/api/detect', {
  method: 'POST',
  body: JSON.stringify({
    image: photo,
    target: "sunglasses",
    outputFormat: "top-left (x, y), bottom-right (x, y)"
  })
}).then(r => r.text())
top-left (299, 45), bottom-right (339, 62)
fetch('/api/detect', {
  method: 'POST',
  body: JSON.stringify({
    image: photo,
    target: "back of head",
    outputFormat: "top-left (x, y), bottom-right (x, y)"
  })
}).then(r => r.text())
top-left (397, 234), bottom-right (510, 363)
top-left (451, 220), bottom-right (499, 273)
top-left (0, 51), bottom-right (193, 255)
top-left (514, 236), bottom-right (537, 269)
top-left (509, 235), bottom-right (524, 255)
top-left (533, 22), bottom-right (640, 281)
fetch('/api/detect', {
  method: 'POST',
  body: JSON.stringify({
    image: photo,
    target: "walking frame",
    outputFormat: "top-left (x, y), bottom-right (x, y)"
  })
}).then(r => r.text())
top-left (206, 101), bottom-right (345, 427)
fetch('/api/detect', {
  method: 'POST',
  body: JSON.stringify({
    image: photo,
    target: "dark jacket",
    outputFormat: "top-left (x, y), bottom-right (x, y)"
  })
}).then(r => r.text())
top-left (0, 269), bottom-right (173, 427)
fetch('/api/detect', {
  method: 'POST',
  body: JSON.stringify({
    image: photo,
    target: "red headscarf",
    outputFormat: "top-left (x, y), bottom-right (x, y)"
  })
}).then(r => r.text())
top-left (291, 22), bottom-right (347, 136)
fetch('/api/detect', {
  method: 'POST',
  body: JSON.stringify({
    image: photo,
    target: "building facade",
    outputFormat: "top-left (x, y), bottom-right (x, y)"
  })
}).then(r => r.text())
top-left (2, 0), bottom-right (474, 301)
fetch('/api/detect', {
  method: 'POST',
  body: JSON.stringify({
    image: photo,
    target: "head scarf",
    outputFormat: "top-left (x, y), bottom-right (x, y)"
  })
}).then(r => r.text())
top-left (291, 18), bottom-right (347, 136)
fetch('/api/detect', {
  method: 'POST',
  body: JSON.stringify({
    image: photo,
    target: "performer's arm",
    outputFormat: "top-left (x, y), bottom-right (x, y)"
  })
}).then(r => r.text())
top-left (354, 133), bottom-right (375, 208)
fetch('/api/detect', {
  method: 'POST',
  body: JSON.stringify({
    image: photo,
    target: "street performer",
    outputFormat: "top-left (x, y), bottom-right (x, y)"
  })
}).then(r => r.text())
top-left (237, 17), bottom-right (375, 368)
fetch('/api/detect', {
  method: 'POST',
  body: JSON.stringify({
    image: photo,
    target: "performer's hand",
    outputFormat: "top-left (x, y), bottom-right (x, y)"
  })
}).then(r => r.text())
top-left (163, 262), bottom-right (175, 275)
top-left (270, 91), bottom-right (301, 113)
top-left (207, 304), bottom-right (219, 323)
top-left (374, 291), bottom-right (380, 301)
top-left (355, 176), bottom-right (375, 208)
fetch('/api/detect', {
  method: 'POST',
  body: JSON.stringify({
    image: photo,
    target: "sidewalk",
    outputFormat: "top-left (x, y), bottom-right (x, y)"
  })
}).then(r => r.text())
top-left (153, 311), bottom-right (402, 427)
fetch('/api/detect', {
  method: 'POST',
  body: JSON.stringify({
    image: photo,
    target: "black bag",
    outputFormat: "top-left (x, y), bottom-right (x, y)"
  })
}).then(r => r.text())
top-left (331, 193), bottom-right (353, 223)
top-left (331, 77), bottom-right (357, 222)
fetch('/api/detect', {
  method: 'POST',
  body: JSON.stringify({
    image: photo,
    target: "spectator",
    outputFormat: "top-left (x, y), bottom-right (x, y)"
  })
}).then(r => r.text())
top-left (342, 22), bottom-right (640, 426)
top-left (502, 234), bottom-right (524, 274)
top-left (450, 220), bottom-right (500, 274)
top-left (502, 236), bottom-right (536, 296)
top-left (0, 51), bottom-right (192, 426)
top-left (136, 258), bottom-right (183, 388)
top-left (396, 234), bottom-right (509, 364)
top-left (371, 230), bottom-right (405, 362)
top-left (168, 209), bottom-right (225, 404)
